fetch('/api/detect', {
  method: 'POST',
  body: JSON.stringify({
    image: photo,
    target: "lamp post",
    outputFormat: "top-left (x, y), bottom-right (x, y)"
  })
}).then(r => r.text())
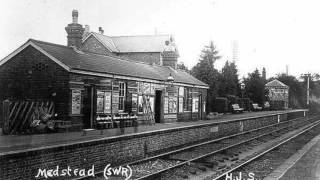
top-left (166, 73), bottom-right (175, 86)
top-left (240, 82), bottom-right (245, 109)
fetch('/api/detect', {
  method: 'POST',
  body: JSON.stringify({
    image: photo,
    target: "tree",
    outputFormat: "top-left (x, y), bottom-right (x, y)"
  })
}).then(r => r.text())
top-left (243, 69), bottom-right (265, 105)
top-left (218, 61), bottom-right (240, 97)
top-left (177, 62), bottom-right (189, 72)
top-left (191, 41), bottom-right (221, 112)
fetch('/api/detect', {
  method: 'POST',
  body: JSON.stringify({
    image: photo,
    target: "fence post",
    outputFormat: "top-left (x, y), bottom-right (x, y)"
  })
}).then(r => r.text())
top-left (2, 99), bottom-right (10, 135)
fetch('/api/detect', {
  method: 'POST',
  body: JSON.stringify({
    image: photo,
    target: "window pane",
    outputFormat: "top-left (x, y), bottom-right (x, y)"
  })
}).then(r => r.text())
top-left (138, 95), bottom-right (143, 113)
top-left (179, 97), bottom-right (183, 112)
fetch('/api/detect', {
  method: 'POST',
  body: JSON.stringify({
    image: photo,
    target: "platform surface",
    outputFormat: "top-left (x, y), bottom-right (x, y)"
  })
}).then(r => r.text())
top-left (278, 136), bottom-right (320, 180)
top-left (264, 127), bottom-right (320, 180)
top-left (0, 110), bottom-right (304, 154)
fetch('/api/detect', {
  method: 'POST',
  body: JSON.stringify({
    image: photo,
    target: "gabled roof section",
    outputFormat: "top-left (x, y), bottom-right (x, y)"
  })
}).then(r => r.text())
top-left (1, 39), bottom-right (208, 88)
top-left (84, 32), bottom-right (119, 52)
top-left (265, 79), bottom-right (288, 88)
top-left (83, 32), bottom-right (171, 53)
top-left (0, 39), bottom-right (70, 71)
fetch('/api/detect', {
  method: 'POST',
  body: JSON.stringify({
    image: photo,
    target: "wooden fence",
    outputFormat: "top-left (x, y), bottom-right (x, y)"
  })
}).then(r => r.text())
top-left (2, 100), bottom-right (54, 135)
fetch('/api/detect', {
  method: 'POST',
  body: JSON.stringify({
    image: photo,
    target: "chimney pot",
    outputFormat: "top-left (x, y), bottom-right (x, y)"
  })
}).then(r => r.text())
top-left (85, 25), bottom-right (90, 32)
top-left (99, 27), bottom-right (104, 34)
top-left (72, 10), bottom-right (78, 24)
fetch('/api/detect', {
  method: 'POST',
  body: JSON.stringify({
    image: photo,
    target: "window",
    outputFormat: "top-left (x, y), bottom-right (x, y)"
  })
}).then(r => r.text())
top-left (118, 82), bottom-right (126, 111)
top-left (192, 97), bottom-right (199, 112)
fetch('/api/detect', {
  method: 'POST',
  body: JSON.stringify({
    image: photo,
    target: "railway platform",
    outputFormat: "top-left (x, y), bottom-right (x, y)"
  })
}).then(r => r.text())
top-left (265, 128), bottom-right (320, 180)
top-left (0, 109), bottom-right (304, 154)
top-left (0, 109), bottom-right (307, 180)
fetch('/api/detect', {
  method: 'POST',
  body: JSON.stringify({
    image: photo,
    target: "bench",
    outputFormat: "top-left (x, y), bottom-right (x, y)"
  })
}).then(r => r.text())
top-left (231, 104), bottom-right (244, 113)
top-left (264, 101), bottom-right (271, 110)
top-left (252, 103), bottom-right (263, 111)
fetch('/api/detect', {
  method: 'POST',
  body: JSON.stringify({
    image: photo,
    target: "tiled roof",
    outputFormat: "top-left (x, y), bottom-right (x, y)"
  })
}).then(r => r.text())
top-left (86, 32), bottom-right (171, 53)
top-left (265, 79), bottom-right (288, 88)
top-left (30, 39), bottom-right (207, 87)
top-left (91, 33), bottom-right (119, 52)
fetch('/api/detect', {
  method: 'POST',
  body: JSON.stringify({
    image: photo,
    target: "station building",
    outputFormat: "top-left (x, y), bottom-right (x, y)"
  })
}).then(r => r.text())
top-left (0, 10), bottom-right (208, 129)
top-left (265, 79), bottom-right (289, 110)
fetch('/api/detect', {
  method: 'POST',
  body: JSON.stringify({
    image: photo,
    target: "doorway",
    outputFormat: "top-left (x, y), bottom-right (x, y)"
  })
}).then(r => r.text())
top-left (83, 85), bottom-right (94, 128)
top-left (155, 90), bottom-right (162, 123)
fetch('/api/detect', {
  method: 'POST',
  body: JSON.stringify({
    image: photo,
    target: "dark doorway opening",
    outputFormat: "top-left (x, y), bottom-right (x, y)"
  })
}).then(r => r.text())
top-left (155, 90), bottom-right (162, 123)
top-left (83, 86), bottom-right (93, 128)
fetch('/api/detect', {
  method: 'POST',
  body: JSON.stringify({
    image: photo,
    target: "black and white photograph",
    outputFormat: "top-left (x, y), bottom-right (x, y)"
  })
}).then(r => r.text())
top-left (0, 0), bottom-right (320, 179)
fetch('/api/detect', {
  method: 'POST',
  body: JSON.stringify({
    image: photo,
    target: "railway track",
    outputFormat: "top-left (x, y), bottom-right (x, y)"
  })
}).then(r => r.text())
top-left (79, 115), bottom-right (320, 180)
top-left (213, 115), bottom-right (320, 180)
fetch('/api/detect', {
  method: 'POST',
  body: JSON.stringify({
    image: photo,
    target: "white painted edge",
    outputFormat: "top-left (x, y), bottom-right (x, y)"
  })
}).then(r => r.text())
top-left (70, 69), bottom-right (114, 78)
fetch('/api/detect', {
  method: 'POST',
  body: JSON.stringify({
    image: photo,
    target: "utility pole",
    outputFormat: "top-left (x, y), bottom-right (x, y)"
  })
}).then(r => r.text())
top-left (301, 73), bottom-right (311, 107)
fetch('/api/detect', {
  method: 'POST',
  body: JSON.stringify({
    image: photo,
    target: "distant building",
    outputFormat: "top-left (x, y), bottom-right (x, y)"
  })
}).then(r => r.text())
top-left (0, 10), bottom-right (208, 130)
top-left (265, 79), bottom-right (289, 110)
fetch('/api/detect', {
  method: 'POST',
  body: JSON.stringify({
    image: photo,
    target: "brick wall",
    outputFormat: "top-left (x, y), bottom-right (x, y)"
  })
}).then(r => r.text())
top-left (81, 35), bottom-right (114, 55)
top-left (0, 46), bottom-right (70, 126)
top-left (0, 111), bottom-right (305, 179)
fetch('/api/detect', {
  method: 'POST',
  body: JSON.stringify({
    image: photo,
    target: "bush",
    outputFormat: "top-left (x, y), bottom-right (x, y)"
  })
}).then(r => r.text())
top-left (213, 97), bottom-right (228, 113)
top-left (309, 101), bottom-right (320, 114)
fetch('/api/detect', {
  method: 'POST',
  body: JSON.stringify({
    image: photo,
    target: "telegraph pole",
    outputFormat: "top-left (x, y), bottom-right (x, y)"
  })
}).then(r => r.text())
top-left (301, 73), bottom-right (311, 107)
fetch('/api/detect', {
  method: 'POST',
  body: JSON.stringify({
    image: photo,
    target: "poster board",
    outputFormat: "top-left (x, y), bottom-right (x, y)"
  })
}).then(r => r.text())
top-left (149, 96), bottom-right (154, 113)
top-left (71, 89), bottom-right (82, 114)
top-left (168, 97), bottom-right (177, 113)
top-left (104, 92), bottom-right (111, 113)
top-left (164, 97), bottom-right (169, 114)
top-left (96, 91), bottom-right (104, 113)
top-left (112, 91), bottom-right (119, 113)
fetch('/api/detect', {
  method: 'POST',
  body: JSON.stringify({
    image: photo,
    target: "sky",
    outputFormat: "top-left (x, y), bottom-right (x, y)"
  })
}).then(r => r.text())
top-left (0, 0), bottom-right (319, 79)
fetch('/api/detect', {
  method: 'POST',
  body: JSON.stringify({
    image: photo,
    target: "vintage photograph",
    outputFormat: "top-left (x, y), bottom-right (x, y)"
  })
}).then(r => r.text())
top-left (0, 0), bottom-right (320, 179)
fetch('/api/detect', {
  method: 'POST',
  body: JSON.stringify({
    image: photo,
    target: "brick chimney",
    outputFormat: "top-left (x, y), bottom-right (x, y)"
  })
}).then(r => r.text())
top-left (162, 38), bottom-right (179, 69)
top-left (65, 10), bottom-right (84, 48)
